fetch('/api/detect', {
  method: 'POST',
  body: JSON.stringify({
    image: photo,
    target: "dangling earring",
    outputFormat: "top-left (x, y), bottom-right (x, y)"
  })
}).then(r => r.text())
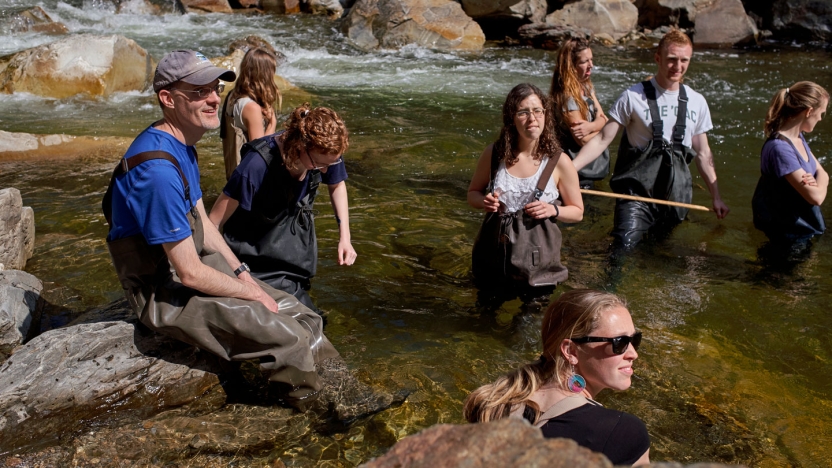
top-left (567, 364), bottom-right (586, 393)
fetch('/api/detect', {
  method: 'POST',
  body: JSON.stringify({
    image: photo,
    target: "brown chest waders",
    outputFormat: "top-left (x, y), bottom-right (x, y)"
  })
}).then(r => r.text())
top-left (103, 150), bottom-right (338, 398)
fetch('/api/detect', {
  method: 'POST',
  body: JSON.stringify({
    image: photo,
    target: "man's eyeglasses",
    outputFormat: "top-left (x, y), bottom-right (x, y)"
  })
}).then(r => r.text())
top-left (516, 108), bottom-right (545, 120)
top-left (172, 82), bottom-right (225, 99)
top-left (571, 331), bottom-right (642, 355)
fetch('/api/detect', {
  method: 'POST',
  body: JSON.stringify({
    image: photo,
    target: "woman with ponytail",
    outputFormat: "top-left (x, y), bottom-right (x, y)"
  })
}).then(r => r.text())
top-left (550, 37), bottom-right (609, 187)
top-left (210, 103), bottom-right (356, 314)
top-left (221, 47), bottom-right (282, 180)
top-left (752, 81), bottom-right (829, 247)
top-left (463, 289), bottom-right (650, 466)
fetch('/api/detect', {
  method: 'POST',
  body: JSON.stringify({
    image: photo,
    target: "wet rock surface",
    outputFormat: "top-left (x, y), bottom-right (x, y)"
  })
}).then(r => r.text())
top-left (517, 22), bottom-right (592, 50)
top-left (546, 0), bottom-right (638, 41)
top-left (341, 0), bottom-right (486, 51)
top-left (771, 0), bottom-right (832, 42)
top-left (694, 0), bottom-right (758, 47)
top-left (181, 0), bottom-right (234, 13)
top-left (634, 0), bottom-right (710, 28)
top-left (0, 189), bottom-right (35, 271)
top-left (0, 34), bottom-right (154, 98)
top-left (0, 270), bottom-right (43, 362)
top-left (0, 6), bottom-right (68, 35)
top-left (0, 130), bottom-right (132, 162)
top-left (360, 417), bottom-right (614, 467)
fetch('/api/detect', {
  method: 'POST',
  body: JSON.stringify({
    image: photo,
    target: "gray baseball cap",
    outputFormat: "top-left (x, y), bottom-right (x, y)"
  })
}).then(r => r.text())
top-left (153, 50), bottom-right (236, 93)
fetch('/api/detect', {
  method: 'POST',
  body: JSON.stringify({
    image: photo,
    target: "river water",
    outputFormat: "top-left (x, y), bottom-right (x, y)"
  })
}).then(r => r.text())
top-left (2, 2), bottom-right (832, 466)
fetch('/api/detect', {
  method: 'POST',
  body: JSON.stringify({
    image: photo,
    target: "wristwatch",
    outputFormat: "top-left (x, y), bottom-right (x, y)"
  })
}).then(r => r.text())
top-left (233, 262), bottom-right (250, 277)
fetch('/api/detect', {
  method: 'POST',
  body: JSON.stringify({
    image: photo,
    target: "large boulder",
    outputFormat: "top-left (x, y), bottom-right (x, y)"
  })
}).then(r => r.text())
top-left (308, 0), bottom-right (345, 19)
top-left (180, 0), bottom-right (233, 12)
top-left (0, 307), bottom-right (227, 454)
top-left (0, 34), bottom-right (153, 98)
top-left (634, 0), bottom-right (713, 28)
top-left (546, 0), bottom-right (639, 41)
top-left (518, 22), bottom-right (593, 50)
top-left (0, 189), bottom-right (34, 271)
top-left (360, 418), bottom-right (614, 467)
top-left (694, 0), bottom-right (758, 46)
top-left (0, 271), bottom-right (44, 362)
top-left (340, 0), bottom-right (485, 51)
top-left (460, 0), bottom-right (547, 39)
top-left (772, 0), bottom-right (832, 41)
top-left (1, 6), bottom-right (69, 35)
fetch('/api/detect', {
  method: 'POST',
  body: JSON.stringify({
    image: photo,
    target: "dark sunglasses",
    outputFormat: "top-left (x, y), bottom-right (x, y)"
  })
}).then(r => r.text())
top-left (571, 331), bottom-right (642, 355)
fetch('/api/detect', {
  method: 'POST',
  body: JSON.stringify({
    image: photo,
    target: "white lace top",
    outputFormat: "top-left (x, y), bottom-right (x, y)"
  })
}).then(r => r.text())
top-left (492, 157), bottom-right (559, 213)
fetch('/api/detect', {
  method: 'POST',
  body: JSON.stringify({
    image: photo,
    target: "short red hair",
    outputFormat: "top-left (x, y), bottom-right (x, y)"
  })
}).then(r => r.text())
top-left (657, 29), bottom-right (692, 54)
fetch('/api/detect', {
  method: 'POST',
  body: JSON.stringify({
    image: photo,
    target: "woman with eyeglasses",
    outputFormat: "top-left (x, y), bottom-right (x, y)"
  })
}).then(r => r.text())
top-left (221, 47), bottom-right (282, 180)
top-left (753, 81), bottom-right (829, 254)
top-left (550, 37), bottom-right (609, 187)
top-left (209, 103), bottom-right (356, 315)
top-left (468, 83), bottom-right (583, 309)
top-left (463, 289), bottom-right (650, 466)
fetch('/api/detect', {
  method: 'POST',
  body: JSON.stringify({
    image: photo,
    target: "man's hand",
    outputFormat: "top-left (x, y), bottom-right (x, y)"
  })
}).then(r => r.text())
top-left (712, 198), bottom-right (730, 219)
top-left (246, 280), bottom-right (278, 313)
top-left (338, 240), bottom-right (357, 265)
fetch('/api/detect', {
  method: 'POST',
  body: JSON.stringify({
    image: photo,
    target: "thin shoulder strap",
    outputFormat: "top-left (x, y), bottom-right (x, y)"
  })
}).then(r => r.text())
top-left (642, 80), bottom-right (663, 147)
top-left (533, 153), bottom-right (561, 201)
top-left (673, 85), bottom-right (688, 151)
top-left (102, 150), bottom-right (192, 227)
top-left (534, 395), bottom-right (590, 428)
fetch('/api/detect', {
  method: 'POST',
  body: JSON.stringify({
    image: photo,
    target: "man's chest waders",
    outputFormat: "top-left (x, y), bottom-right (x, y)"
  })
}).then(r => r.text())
top-left (610, 81), bottom-right (697, 223)
top-left (222, 137), bottom-right (320, 287)
top-left (752, 133), bottom-right (826, 242)
top-left (102, 150), bottom-right (338, 398)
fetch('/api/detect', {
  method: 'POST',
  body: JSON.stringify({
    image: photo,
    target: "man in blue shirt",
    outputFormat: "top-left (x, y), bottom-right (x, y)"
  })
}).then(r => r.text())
top-left (104, 50), bottom-right (338, 406)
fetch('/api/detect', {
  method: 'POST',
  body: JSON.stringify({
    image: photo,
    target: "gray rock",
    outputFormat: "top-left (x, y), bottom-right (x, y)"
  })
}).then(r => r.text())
top-left (546, 0), bottom-right (639, 41)
top-left (0, 6), bottom-right (68, 35)
top-left (0, 270), bottom-right (43, 362)
top-left (772, 0), bottom-right (832, 42)
top-left (517, 22), bottom-right (593, 50)
top-left (634, 0), bottom-right (713, 28)
top-left (0, 318), bottom-right (225, 454)
top-left (308, 0), bottom-right (345, 18)
top-left (340, 0), bottom-right (486, 51)
top-left (360, 418), bottom-right (614, 467)
top-left (694, 0), bottom-right (758, 47)
top-left (0, 188), bottom-right (34, 270)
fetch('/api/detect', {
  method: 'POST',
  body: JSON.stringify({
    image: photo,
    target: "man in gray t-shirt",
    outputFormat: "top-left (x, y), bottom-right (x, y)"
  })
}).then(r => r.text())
top-left (573, 30), bottom-right (729, 247)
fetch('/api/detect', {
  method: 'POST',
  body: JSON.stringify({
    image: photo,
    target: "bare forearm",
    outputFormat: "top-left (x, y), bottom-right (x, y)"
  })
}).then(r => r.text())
top-left (694, 153), bottom-right (722, 199)
top-left (328, 182), bottom-right (352, 242)
top-left (572, 121), bottom-right (617, 171)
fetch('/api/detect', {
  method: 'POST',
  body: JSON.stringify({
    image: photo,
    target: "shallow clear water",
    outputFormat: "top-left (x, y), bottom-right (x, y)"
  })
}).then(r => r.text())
top-left (2, 2), bottom-right (832, 466)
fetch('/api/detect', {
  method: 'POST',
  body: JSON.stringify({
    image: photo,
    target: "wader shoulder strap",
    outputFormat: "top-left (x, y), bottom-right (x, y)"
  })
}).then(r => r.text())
top-left (102, 150), bottom-right (193, 227)
top-left (643, 80), bottom-right (688, 152)
top-left (533, 395), bottom-right (591, 428)
top-left (219, 92), bottom-right (232, 140)
top-left (533, 153), bottom-right (561, 201)
top-left (241, 136), bottom-right (278, 167)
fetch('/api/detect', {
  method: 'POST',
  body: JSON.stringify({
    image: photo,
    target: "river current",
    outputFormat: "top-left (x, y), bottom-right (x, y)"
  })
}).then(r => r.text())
top-left (2, 2), bottom-right (832, 466)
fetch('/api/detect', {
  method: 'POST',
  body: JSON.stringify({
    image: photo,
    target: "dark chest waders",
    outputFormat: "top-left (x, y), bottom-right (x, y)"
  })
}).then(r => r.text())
top-left (102, 150), bottom-right (337, 393)
top-left (610, 81), bottom-right (697, 222)
top-left (222, 137), bottom-right (320, 284)
top-left (752, 133), bottom-right (826, 241)
top-left (561, 95), bottom-right (610, 184)
top-left (471, 146), bottom-right (568, 288)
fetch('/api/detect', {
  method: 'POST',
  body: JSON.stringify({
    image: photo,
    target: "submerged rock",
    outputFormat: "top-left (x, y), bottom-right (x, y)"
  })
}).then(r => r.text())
top-left (694, 0), bottom-right (758, 47)
top-left (0, 270), bottom-right (44, 362)
top-left (0, 189), bottom-right (34, 271)
top-left (546, 0), bottom-right (638, 41)
top-left (341, 0), bottom-right (485, 51)
top-left (0, 130), bottom-right (132, 161)
top-left (0, 34), bottom-right (154, 98)
top-left (0, 6), bottom-right (68, 35)
top-left (360, 418), bottom-right (613, 467)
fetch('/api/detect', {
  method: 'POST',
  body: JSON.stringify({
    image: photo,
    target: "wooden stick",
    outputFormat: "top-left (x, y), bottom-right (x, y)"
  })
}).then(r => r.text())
top-left (580, 189), bottom-right (712, 212)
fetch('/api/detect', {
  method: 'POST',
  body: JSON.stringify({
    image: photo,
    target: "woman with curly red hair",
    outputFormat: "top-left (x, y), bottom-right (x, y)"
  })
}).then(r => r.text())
top-left (210, 103), bottom-right (355, 314)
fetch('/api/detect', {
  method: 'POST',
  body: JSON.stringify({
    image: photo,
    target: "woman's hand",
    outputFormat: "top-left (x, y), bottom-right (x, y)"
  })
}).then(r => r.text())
top-left (802, 173), bottom-right (818, 186)
top-left (523, 200), bottom-right (556, 219)
top-left (337, 239), bottom-right (357, 265)
top-left (570, 120), bottom-right (592, 141)
top-left (483, 192), bottom-right (501, 212)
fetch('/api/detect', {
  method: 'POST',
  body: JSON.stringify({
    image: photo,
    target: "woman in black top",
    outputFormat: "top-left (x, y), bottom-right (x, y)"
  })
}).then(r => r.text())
top-left (463, 289), bottom-right (650, 466)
